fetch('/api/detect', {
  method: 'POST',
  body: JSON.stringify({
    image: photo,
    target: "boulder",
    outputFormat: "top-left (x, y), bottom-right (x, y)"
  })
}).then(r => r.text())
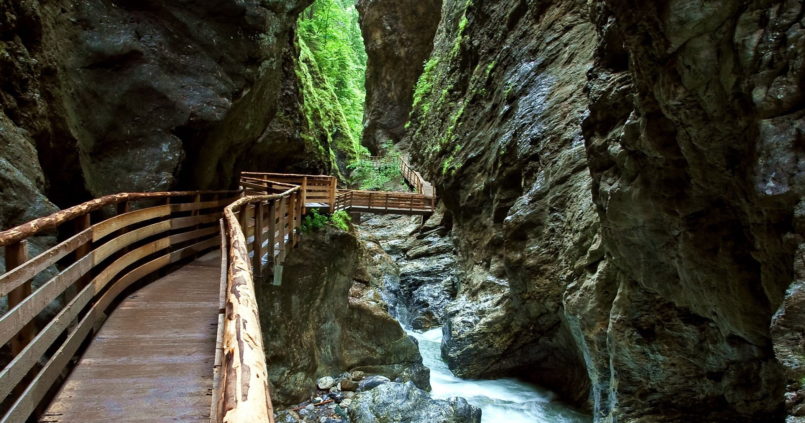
top-left (258, 227), bottom-right (429, 406)
top-left (349, 382), bottom-right (481, 423)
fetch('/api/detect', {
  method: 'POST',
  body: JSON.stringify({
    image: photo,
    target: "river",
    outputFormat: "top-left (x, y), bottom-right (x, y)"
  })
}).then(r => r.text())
top-left (408, 328), bottom-right (592, 423)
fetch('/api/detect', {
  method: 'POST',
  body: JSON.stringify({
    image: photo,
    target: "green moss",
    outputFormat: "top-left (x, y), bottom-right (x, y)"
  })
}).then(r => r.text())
top-left (295, 38), bottom-right (361, 177)
top-left (412, 57), bottom-right (440, 114)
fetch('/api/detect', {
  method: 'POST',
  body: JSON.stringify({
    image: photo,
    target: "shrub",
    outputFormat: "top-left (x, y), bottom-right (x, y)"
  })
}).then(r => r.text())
top-left (330, 210), bottom-right (351, 231)
top-left (300, 208), bottom-right (352, 233)
top-left (301, 208), bottom-right (329, 233)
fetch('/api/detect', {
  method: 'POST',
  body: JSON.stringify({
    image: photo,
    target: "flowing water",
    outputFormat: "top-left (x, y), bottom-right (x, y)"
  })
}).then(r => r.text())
top-left (408, 328), bottom-right (592, 423)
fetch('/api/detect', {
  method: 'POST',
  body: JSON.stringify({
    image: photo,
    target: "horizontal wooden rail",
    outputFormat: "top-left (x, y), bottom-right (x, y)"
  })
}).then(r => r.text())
top-left (0, 190), bottom-right (240, 423)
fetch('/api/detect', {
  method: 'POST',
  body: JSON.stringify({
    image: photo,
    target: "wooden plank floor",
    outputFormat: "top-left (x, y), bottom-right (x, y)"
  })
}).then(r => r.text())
top-left (39, 251), bottom-right (221, 423)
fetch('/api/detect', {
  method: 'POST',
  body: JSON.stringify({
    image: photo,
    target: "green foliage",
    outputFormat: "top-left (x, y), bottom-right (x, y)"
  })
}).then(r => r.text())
top-left (301, 208), bottom-right (352, 233)
top-left (298, 0), bottom-right (367, 144)
top-left (347, 147), bottom-right (404, 190)
top-left (330, 210), bottom-right (352, 231)
top-left (412, 57), bottom-right (440, 114)
top-left (301, 208), bottom-right (329, 233)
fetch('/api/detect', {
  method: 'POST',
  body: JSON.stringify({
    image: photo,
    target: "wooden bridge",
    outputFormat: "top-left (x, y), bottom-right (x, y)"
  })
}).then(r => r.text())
top-left (0, 159), bottom-right (434, 422)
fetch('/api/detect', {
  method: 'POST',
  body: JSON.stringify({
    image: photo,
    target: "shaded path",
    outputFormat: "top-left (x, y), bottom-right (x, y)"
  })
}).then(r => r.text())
top-left (39, 251), bottom-right (221, 423)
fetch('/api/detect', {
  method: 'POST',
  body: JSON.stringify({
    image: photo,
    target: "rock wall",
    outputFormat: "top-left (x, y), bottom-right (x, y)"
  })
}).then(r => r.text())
top-left (356, 0), bottom-right (441, 154)
top-left (0, 0), bottom-right (353, 230)
top-left (401, 0), bottom-right (600, 406)
top-left (257, 227), bottom-right (429, 407)
top-left (380, 0), bottom-right (804, 421)
top-left (580, 1), bottom-right (802, 421)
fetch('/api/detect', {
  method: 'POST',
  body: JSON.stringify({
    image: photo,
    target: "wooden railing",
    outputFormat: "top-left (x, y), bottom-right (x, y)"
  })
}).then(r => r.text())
top-left (212, 184), bottom-right (303, 423)
top-left (241, 172), bottom-right (337, 212)
top-left (341, 190), bottom-right (435, 214)
top-left (0, 190), bottom-right (240, 423)
top-left (400, 157), bottom-right (435, 200)
top-left (245, 168), bottom-right (436, 216)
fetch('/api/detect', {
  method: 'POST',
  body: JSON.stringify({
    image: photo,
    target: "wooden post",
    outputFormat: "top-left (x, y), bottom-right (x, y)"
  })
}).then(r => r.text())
top-left (278, 197), bottom-right (287, 263)
top-left (301, 177), bottom-right (308, 215)
top-left (294, 191), bottom-right (302, 246)
top-left (252, 201), bottom-right (264, 278)
top-left (116, 200), bottom-right (130, 215)
top-left (74, 214), bottom-right (92, 290)
top-left (328, 177), bottom-right (336, 213)
top-left (6, 240), bottom-right (32, 355)
top-left (239, 205), bottom-right (250, 251)
top-left (268, 200), bottom-right (277, 265)
top-left (288, 192), bottom-right (297, 247)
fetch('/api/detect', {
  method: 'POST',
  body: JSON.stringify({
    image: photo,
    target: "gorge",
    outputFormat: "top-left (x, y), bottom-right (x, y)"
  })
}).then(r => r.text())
top-left (0, 0), bottom-right (803, 422)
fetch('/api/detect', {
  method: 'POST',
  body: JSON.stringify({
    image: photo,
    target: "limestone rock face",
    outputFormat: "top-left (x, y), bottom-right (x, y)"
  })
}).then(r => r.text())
top-left (41, 0), bottom-right (314, 194)
top-left (0, 0), bottom-right (62, 229)
top-left (401, 0), bottom-right (600, 406)
top-left (579, 1), bottom-right (803, 420)
top-left (1, 0), bottom-right (343, 221)
top-left (257, 227), bottom-right (428, 407)
top-left (357, 0), bottom-right (442, 154)
top-left (387, 0), bottom-right (804, 420)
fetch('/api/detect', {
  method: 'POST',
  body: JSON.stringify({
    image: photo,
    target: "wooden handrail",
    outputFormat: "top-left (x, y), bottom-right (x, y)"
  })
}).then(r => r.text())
top-left (0, 189), bottom-right (240, 423)
top-left (214, 184), bottom-right (302, 423)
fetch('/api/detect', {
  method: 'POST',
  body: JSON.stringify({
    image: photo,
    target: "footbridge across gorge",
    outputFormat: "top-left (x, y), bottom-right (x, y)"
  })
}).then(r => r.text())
top-left (0, 159), bottom-right (435, 422)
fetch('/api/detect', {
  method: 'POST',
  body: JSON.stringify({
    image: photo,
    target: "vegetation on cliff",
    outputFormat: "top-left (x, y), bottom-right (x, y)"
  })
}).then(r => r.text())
top-left (298, 0), bottom-right (367, 155)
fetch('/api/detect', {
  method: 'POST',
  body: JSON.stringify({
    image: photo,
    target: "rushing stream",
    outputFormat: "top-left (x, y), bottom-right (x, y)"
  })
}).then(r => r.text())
top-left (408, 328), bottom-right (592, 423)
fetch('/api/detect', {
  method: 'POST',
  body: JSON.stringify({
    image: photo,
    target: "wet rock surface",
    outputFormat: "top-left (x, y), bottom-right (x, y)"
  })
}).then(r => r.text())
top-left (357, 212), bottom-right (458, 330)
top-left (400, 0), bottom-right (599, 406)
top-left (257, 226), bottom-right (428, 406)
top-left (375, 0), bottom-right (805, 420)
top-left (276, 374), bottom-right (480, 423)
top-left (578, 1), bottom-right (804, 421)
top-left (349, 381), bottom-right (481, 423)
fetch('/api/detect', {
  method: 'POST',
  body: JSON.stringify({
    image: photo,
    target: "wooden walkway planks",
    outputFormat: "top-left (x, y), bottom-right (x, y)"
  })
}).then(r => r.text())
top-left (39, 251), bottom-right (221, 423)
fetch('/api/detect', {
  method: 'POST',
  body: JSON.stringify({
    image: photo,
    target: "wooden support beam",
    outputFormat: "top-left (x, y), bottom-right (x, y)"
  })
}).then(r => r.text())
top-left (278, 197), bottom-right (287, 263)
top-left (252, 202), bottom-right (263, 278)
top-left (74, 214), bottom-right (92, 291)
top-left (288, 192), bottom-right (297, 247)
top-left (267, 200), bottom-right (276, 266)
top-left (301, 177), bottom-right (308, 214)
top-left (328, 177), bottom-right (336, 213)
top-left (6, 240), bottom-right (32, 355)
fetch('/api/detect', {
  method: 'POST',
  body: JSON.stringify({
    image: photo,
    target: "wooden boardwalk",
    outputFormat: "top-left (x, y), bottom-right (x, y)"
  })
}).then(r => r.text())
top-left (1, 160), bottom-right (436, 423)
top-left (39, 251), bottom-right (221, 423)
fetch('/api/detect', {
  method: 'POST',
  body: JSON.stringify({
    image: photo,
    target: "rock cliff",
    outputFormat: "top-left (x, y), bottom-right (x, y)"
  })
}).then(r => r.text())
top-left (0, 0), bottom-right (354, 230)
top-left (580, 1), bottom-right (802, 421)
top-left (400, 0), bottom-right (600, 406)
top-left (356, 0), bottom-right (442, 154)
top-left (363, 0), bottom-right (805, 421)
top-left (257, 227), bottom-right (429, 406)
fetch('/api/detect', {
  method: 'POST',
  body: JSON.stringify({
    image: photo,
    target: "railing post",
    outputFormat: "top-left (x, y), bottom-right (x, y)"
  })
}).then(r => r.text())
top-left (75, 213), bottom-right (92, 290)
top-left (278, 197), bottom-right (287, 263)
top-left (301, 176), bottom-right (308, 215)
top-left (295, 191), bottom-right (303, 245)
top-left (328, 177), bottom-right (336, 213)
top-left (288, 192), bottom-right (297, 247)
top-left (252, 201), bottom-right (264, 278)
top-left (268, 199), bottom-right (277, 265)
top-left (6, 240), bottom-right (32, 355)
top-left (238, 205), bottom-right (250, 247)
